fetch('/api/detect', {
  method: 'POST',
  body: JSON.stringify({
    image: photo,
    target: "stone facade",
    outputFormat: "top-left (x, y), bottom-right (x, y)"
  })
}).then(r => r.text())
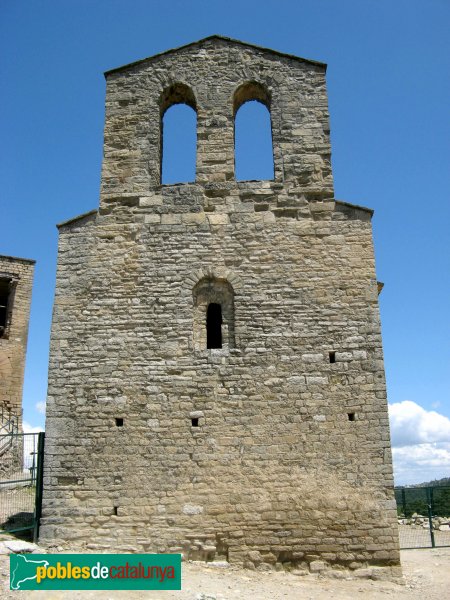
top-left (41, 36), bottom-right (400, 575)
top-left (0, 255), bottom-right (35, 475)
top-left (0, 255), bottom-right (35, 427)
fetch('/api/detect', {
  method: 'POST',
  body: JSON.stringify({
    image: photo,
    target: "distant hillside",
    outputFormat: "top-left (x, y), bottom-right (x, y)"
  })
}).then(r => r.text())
top-left (408, 476), bottom-right (450, 488)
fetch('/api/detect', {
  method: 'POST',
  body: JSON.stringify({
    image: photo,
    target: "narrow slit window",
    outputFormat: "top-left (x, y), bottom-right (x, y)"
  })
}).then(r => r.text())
top-left (0, 279), bottom-right (10, 338)
top-left (192, 277), bottom-right (235, 352)
top-left (207, 303), bottom-right (222, 349)
top-left (161, 103), bottom-right (197, 184)
top-left (329, 351), bottom-right (336, 363)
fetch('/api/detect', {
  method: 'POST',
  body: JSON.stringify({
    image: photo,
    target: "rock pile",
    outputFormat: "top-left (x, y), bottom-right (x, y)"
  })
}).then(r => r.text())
top-left (398, 514), bottom-right (450, 531)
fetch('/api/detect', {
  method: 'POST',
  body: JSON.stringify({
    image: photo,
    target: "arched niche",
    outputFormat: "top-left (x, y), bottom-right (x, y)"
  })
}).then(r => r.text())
top-left (192, 277), bottom-right (235, 352)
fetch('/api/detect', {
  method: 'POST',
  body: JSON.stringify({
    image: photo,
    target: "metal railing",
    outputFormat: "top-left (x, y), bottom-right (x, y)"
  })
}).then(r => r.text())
top-left (0, 431), bottom-right (45, 541)
top-left (395, 486), bottom-right (450, 549)
top-left (0, 407), bottom-right (19, 456)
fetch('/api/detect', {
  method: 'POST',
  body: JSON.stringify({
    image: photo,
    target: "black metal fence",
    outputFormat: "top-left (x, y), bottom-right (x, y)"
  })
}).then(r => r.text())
top-left (395, 486), bottom-right (450, 549)
top-left (0, 431), bottom-right (45, 541)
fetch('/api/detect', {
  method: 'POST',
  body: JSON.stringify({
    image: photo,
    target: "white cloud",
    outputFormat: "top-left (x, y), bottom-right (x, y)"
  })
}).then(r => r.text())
top-left (389, 400), bottom-right (450, 447)
top-left (35, 400), bottom-right (46, 415)
top-left (388, 401), bottom-right (450, 485)
top-left (392, 443), bottom-right (450, 485)
top-left (22, 421), bottom-right (44, 434)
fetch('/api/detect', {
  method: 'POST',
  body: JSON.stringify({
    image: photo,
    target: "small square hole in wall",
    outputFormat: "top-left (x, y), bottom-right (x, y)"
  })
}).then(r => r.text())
top-left (329, 351), bottom-right (336, 364)
top-left (348, 413), bottom-right (356, 421)
top-left (115, 418), bottom-right (124, 427)
top-left (191, 418), bottom-right (199, 427)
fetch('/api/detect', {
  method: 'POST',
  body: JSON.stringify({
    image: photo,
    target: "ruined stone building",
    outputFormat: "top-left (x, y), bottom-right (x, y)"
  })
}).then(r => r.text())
top-left (0, 255), bottom-right (35, 473)
top-left (41, 36), bottom-right (400, 575)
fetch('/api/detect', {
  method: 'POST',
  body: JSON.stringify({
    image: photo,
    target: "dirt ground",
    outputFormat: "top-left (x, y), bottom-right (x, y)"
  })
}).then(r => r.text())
top-left (1, 547), bottom-right (449, 599)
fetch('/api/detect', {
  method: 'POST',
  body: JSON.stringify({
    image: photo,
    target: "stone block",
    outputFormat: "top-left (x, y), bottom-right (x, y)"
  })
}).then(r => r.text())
top-left (309, 560), bottom-right (327, 573)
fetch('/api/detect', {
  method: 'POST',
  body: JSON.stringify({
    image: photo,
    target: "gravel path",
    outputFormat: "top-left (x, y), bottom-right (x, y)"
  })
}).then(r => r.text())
top-left (1, 546), bottom-right (449, 599)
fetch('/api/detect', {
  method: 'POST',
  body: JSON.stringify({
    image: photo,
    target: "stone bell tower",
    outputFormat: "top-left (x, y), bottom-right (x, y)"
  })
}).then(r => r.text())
top-left (41, 36), bottom-right (400, 576)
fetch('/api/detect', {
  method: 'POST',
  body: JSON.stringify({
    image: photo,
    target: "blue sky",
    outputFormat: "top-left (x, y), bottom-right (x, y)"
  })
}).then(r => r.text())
top-left (1, 0), bottom-right (449, 484)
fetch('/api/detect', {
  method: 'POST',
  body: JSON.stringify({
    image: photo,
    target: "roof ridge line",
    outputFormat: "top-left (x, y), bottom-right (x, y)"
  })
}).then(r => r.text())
top-left (104, 35), bottom-right (326, 77)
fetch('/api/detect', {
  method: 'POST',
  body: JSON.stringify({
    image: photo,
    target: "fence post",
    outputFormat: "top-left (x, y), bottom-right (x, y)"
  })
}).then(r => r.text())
top-left (401, 488), bottom-right (407, 517)
top-left (33, 431), bottom-right (45, 543)
top-left (426, 487), bottom-right (436, 548)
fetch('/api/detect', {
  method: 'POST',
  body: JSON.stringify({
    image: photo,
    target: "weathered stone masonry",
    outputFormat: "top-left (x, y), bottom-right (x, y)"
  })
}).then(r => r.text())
top-left (0, 254), bottom-right (35, 429)
top-left (0, 255), bottom-right (35, 475)
top-left (41, 36), bottom-right (400, 575)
